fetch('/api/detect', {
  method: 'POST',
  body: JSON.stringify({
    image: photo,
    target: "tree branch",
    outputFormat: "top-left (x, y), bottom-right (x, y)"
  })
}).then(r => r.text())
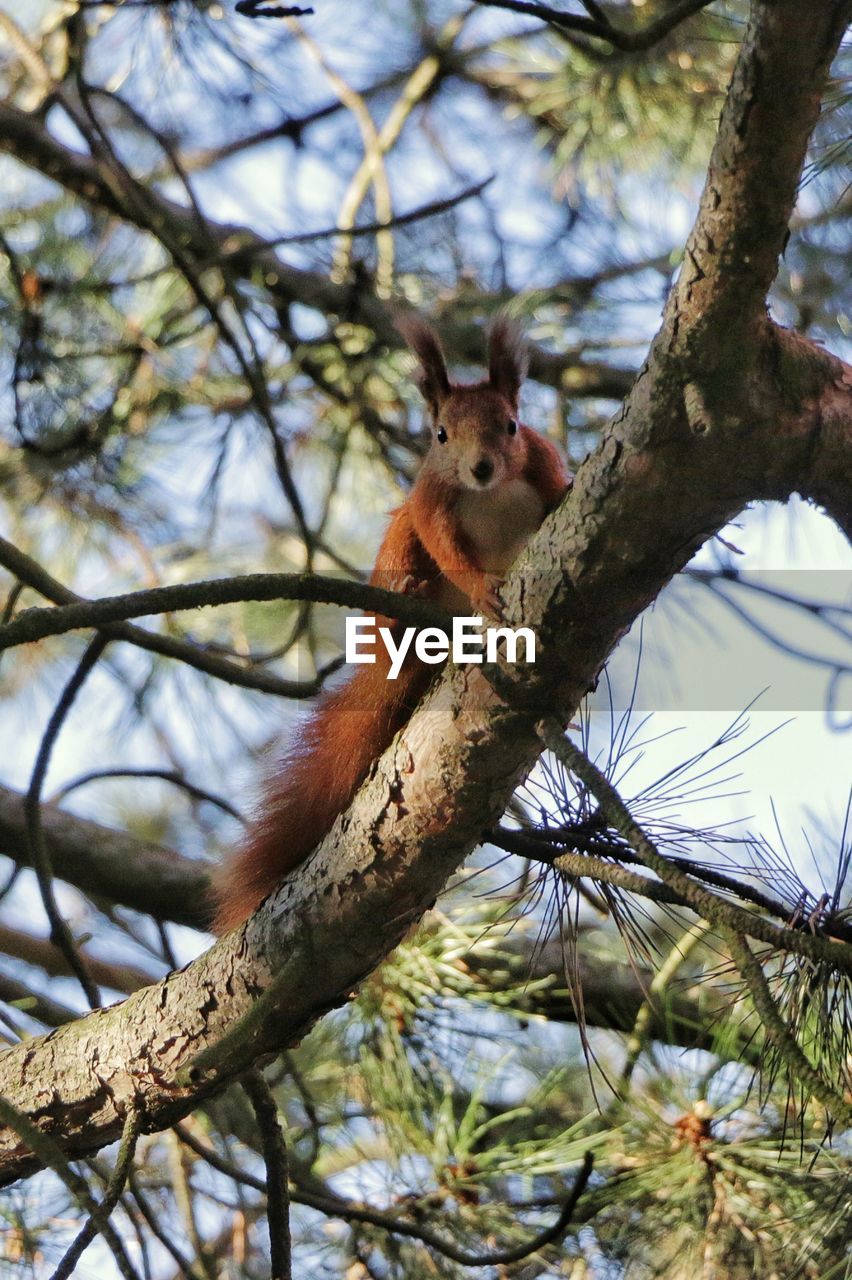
top-left (534, 727), bottom-right (852, 977)
top-left (723, 927), bottom-right (852, 1127)
top-left (242, 1072), bottom-right (292, 1280)
top-left (667, 2), bottom-right (852, 355)
top-left (25, 635), bottom-right (108, 1010)
top-left (0, 101), bottom-right (634, 400)
top-left (0, 535), bottom-right (337, 699)
top-left (0, 784), bottom-right (211, 929)
top-left (0, 569), bottom-right (452, 653)
top-left (51, 1106), bottom-right (143, 1280)
top-left (0, 924), bottom-right (156, 994)
top-left (0, 0), bottom-right (850, 1185)
top-left (471, 0), bottom-right (715, 52)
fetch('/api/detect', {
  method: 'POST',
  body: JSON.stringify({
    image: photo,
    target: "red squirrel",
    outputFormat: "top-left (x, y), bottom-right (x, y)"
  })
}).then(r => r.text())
top-left (213, 316), bottom-right (570, 932)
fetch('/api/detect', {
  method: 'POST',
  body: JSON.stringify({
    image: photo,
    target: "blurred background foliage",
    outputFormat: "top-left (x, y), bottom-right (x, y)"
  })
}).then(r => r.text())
top-left (0, 1), bottom-right (851, 1276)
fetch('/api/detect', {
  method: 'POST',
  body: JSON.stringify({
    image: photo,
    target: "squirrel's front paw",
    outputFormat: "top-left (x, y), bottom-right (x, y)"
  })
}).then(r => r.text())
top-left (393, 572), bottom-right (432, 598)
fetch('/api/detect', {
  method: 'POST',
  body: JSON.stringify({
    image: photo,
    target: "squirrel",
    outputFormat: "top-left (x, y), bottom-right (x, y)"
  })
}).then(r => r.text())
top-left (212, 316), bottom-right (571, 933)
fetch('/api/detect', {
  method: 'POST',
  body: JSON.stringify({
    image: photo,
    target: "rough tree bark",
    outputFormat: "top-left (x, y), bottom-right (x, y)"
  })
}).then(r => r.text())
top-left (0, 0), bottom-right (850, 1185)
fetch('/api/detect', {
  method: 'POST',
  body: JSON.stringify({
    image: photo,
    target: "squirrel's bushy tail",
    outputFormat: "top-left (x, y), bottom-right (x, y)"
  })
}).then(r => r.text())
top-left (212, 658), bottom-right (429, 932)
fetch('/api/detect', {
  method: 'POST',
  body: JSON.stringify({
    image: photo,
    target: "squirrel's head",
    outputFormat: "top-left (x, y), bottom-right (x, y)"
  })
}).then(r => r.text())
top-left (398, 314), bottom-right (528, 492)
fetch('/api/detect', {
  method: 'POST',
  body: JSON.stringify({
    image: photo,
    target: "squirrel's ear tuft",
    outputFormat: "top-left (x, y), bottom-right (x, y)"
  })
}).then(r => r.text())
top-left (396, 313), bottom-right (450, 415)
top-left (488, 315), bottom-right (528, 407)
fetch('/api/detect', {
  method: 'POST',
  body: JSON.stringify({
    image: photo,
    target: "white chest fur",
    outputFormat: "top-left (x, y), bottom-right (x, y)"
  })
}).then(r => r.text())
top-left (456, 477), bottom-right (546, 576)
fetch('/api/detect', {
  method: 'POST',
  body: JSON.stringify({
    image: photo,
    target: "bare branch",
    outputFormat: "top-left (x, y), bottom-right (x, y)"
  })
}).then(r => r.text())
top-left (0, 567), bottom-right (452, 653)
top-left (52, 768), bottom-right (244, 824)
top-left (0, 1096), bottom-right (138, 1279)
top-left (243, 1072), bottom-right (292, 1280)
top-left (51, 1107), bottom-right (143, 1280)
top-left (236, 1), bottom-right (314, 16)
top-left (230, 178), bottom-right (494, 254)
top-left (25, 635), bottom-right (108, 1009)
top-left (0, 536), bottom-right (336, 699)
top-left (0, 783), bottom-right (211, 929)
top-left (471, 0), bottom-right (715, 52)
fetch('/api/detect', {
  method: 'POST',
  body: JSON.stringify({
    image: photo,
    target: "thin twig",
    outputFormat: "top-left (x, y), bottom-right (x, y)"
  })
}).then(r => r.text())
top-left (176, 1114), bottom-right (594, 1267)
top-left (620, 919), bottom-right (711, 1088)
top-left (175, 1121), bottom-right (265, 1192)
top-left (282, 1051), bottom-right (322, 1166)
top-left (167, 1131), bottom-right (214, 1280)
top-left (471, 0), bottom-right (715, 52)
top-left (25, 636), bottom-right (107, 1008)
top-left (236, 1), bottom-right (314, 16)
top-left (51, 1106), bottom-right (143, 1280)
top-left (289, 20), bottom-right (396, 296)
top-left (290, 1155), bottom-right (595, 1268)
top-left (219, 178), bottom-right (493, 258)
top-left (0, 1095), bottom-right (139, 1280)
top-left (243, 1071), bottom-right (292, 1280)
top-left (51, 767), bottom-right (244, 823)
top-left (127, 1170), bottom-right (206, 1280)
top-left (70, 79), bottom-right (313, 550)
top-left (492, 825), bottom-right (852, 947)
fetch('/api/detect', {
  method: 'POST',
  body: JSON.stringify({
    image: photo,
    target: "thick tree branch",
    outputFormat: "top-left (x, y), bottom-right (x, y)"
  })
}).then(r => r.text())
top-left (0, 785), bottom-right (210, 929)
top-left (0, 0), bottom-right (850, 1185)
top-left (668, 3), bottom-right (852, 354)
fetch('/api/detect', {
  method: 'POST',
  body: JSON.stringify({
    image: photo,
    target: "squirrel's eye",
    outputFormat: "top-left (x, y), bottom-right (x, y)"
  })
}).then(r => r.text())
top-left (507, 418), bottom-right (518, 436)
top-left (436, 425), bottom-right (448, 444)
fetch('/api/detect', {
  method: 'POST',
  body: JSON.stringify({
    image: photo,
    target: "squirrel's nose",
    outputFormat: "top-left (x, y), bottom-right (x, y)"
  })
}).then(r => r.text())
top-left (471, 457), bottom-right (494, 484)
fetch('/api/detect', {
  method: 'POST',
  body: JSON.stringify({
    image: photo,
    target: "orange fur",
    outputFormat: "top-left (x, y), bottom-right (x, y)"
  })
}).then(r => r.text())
top-left (213, 656), bottom-right (430, 932)
top-left (212, 316), bottom-right (570, 932)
